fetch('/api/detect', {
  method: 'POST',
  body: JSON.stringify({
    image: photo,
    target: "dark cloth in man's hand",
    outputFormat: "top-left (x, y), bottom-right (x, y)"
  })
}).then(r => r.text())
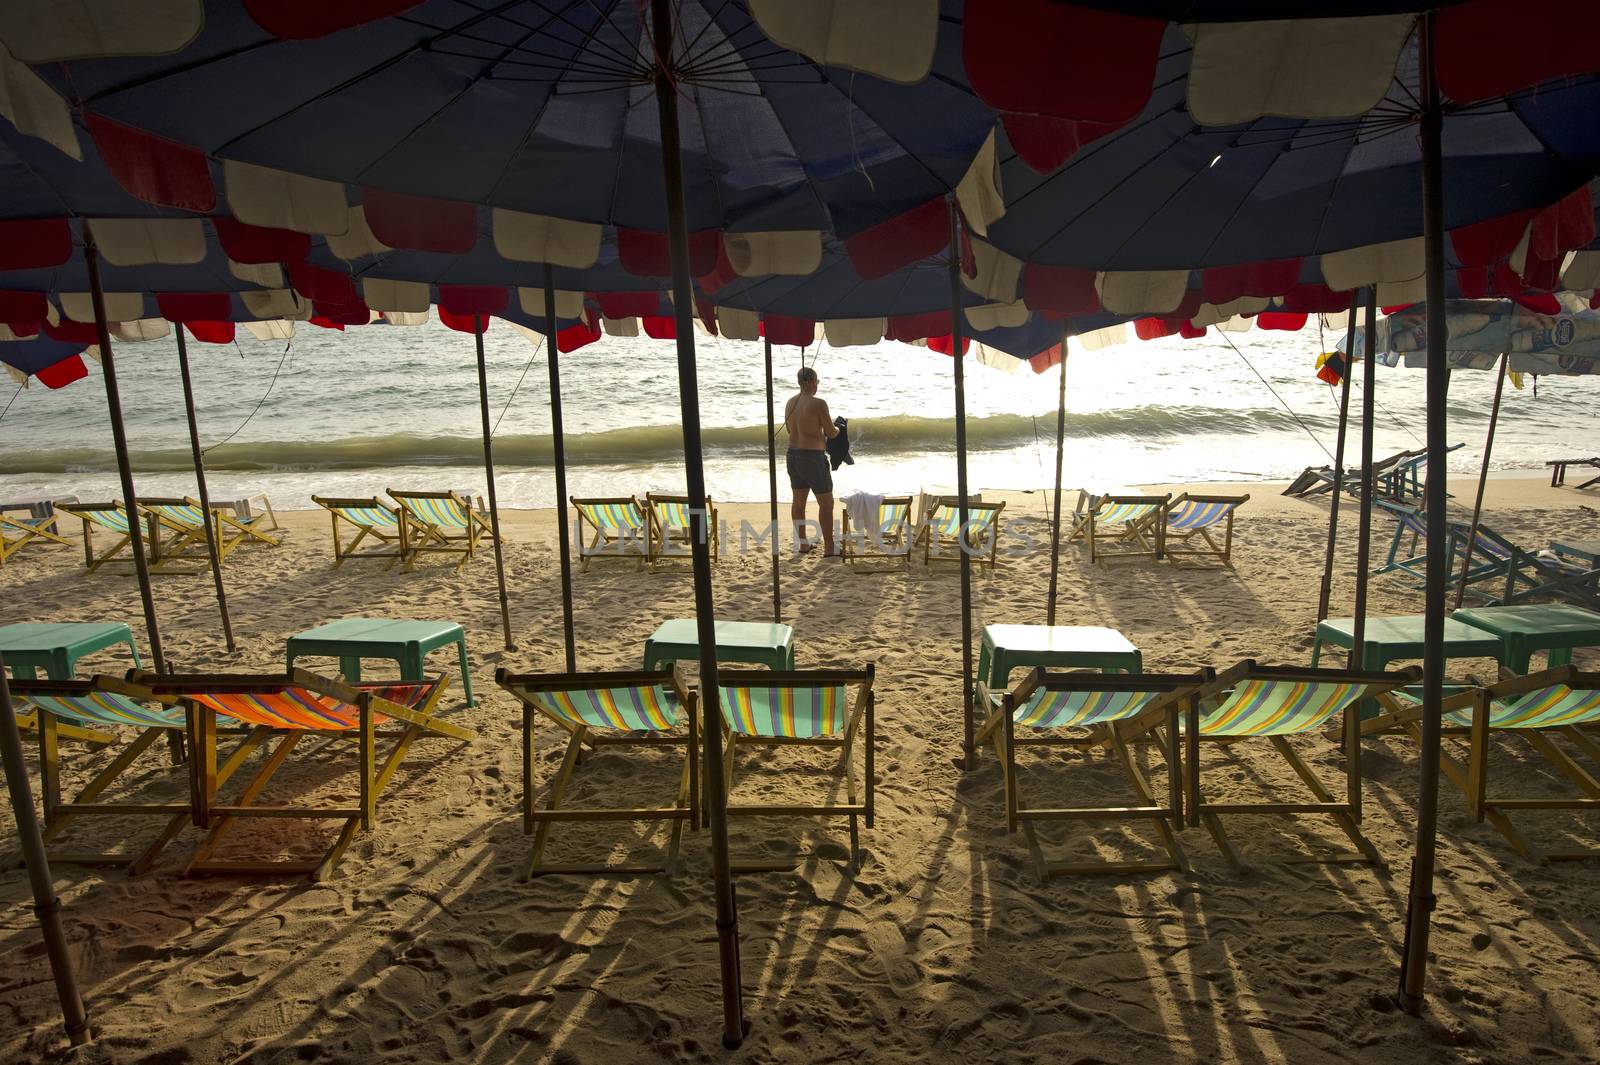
top-left (827, 417), bottom-right (854, 471)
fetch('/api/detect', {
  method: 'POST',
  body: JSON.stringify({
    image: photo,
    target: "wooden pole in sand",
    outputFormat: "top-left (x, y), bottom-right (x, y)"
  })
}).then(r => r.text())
top-left (473, 314), bottom-right (514, 651)
top-left (1453, 352), bottom-right (1508, 609)
top-left (947, 199), bottom-right (976, 770)
top-left (84, 236), bottom-right (165, 673)
top-left (1349, 286), bottom-right (1379, 666)
top-left (1316, 307), bottom-right (1358, 622)
top-left (763, 332), bottom-right (781, 622)
top-left (1047, 333), bottom-right (1068, 626)
top-left (0, 664), bottom-right (90, 1046)
top-left (652, 0), bottom-right (745, 1045)
top-left (174, 327), bottom-right (236, 651)
top-left (1399, 11), bottom-right (1449, 1013)
top-left (542, 267), bottom-right (577, 670)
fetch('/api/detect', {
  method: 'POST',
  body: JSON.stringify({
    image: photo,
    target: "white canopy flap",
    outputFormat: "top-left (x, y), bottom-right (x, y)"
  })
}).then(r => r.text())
top-left (382, 310), bottom-right (429, 327)
top-left (517, 286), bottom-right (586, 319)
top-left (1191, 295), bottom-right (1269, 327)
top-left (603, 316), bottom-right (639, 338)
top-left (492, 207), bottom-right (602, 267)
top-left (716, 306), bottom-right (760, 342)
top-left (360, 278), bottom-right (430, 313)
top-left (1375, 276), bottom-right (1427, 305)
top-left (224, 160), bottom-right (349, 235)
top-left (1218, 315), bottom-right (1255, 333)
top-left (1185, 15), bottom-right (1413, 125)
top-left (326, 205), bottom-right (390, 260)
top-left (0, 1), bottom-right (203, 62)
top-left (60, 291), bottom-right (145, 322)
top-left (824, 317), bottom-right (886, 347)
top-left (1322, 236), bottom-right (1424, 289)
top-left (749, 0), bottom-right (937, 85)
top-left (1561, 249), bottom-right (1600, 291)
top-left (965, 301), bottom-right (1028, 331)
top-left (0, 43), bottom-right (81, 158)
top-left (1076, 323), bottom-right (1129, 350)
top-left (1321, 309), bottom-right (1351, 330)
top-left (974, 343), bottom-right (1023, 373)
top-left (244, 319), bottom-right (295, 341)
top-left (956, 128), bottom-right (1005, 238)
top-left (1095, 270), bottom-right (1187, 315)
top-left (88, 218), bottom-right (205, 265)
top-left (964, 240), bottom-right (1023, 302)
top-left (725, 231), bottom-right (823, 277)
top-left (240, 289), bottom-right (306, 319)
top-left (228, 259), bottom-right (284, 287)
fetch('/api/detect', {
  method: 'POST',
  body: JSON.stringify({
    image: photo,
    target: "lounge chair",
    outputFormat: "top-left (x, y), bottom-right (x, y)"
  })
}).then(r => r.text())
top-left (312, 495), bottom-right (408, 568)
top-left (1282, 448), bottom-right (1411, 499)
top-left (54, 500), bottom-right (199, 574)
top-left (140, 496), bottom-right (280, 565)
top-left (1076, 493), bottom-right (1168, 564)
top-left (129, 668), bottom-right (470, 878)
top-left (389, 488), bottom-right (493, 572)
top-left (918, 497), bottom-right (1005, 568)
top-left (0, 510), bottom-right (70, 566)
top-left (975, 667), bottom-right (1212, 879)
top-left (645, 493), bottom-right (718, 568)
top-left (1162, 494), bottom-right (1249, 567)
top-left (717, 667), bottom-right (875, 869)
top-left (1547, 457), bottom-right (1600, 489)
top-left (495, 666), bottom-right (697, 877)
top-left (840, 495), bottom-right (913, 567)
top-left (571, 496), bottom-right (648, 570)
top-left (1184, 661), bottom-right (1419, 870)
top-left (1376, 443), bottom-right (1464, 502)
top-left (1446, 522), bottom-right (1600, 610)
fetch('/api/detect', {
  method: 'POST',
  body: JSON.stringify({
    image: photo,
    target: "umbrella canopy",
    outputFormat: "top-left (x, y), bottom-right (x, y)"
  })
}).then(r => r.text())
top-left (1367, 295), bottom-right (1600, 372)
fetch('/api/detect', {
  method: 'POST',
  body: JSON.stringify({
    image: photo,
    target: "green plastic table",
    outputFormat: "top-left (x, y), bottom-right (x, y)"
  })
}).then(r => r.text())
top-left (642, 619), bottom-right (795, 672)
top-left (285, 618), bottom-right (474, 705)
top-left (1452, 603), bottom-right (1600, 674)
top-left (0, 621), bottom-right (142, 679)
top-left (1312, 614), bottom-right (1503, 718)
top-left (977, 624), bottom-right (1142, 690)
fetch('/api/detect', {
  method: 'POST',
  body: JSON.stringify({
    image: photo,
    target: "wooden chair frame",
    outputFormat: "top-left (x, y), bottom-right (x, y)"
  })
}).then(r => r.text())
top-left (571, 496), bottom-right (649, 571)
top-left (1547, 457), bottom-right (1600, 489)
top-left (130, 668), bottom-right (469, 879)
top-left (645, 493), bottom-right (719, 569)
top-left (1185, 661), bottom-right (1420, 871)
top-left (495, 666), bottom-right (698, 878)
top-left (389, 489), bottom-right (491, 573)
top-left (1162, 493), bottom-right (1249, 567)
top-left (0, 511), bottom-right (70, 566)
top-left (918, 499), bottom-right (1005, 568)
top-left (717, 667), bottom-right (875, 871)
top-left (312, 495), bottom-right (408, 569)
top-left (140, 496), bottom-right (280, 565)
top-left (840, 495), bottom-right (914, 568)
top-left (55, 500), bottom-right (200, 574)
top-left (975, 667), bottom-right (1213, 880)
top-left (1083, 494), bottom-right (1169, 564)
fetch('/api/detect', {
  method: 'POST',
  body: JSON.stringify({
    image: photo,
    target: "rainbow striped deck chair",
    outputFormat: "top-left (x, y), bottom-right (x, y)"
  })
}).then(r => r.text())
top-left (129, 667), bottom-right (469, 879)
top-left (1162, 493), bottom-right (1249, 567)
top-left (1077, 493), bottom-right (1168, 564)
top-left (974, 667), bottom-right (1213, 880)
top-left (918, 497), bottom-right (1006, 568)
top-left (716, 667), bottom-right (875, 870)
top-left (645, 492), bottom-right (718, 568)
top-left (54, 500), bottom-right (199, 574)
top-left (496, 666), bottom-right (696, 877)
top-left (841, 495), bottom-right (913, 567)
top-left (312, 495), bottom-right (407, 569)
top-left (1371, 667), bottom-right (1600, 863)
top-left (0, 511), bottom-right (70, 566)
top-left (1184, 661), bottom-right (1419, 870)
top-left (571, 496), bottom-right (648, 570)
top-left (140, 496), bottom-right (280, 565)
top-left (389, 488), bottom-right (494, 572)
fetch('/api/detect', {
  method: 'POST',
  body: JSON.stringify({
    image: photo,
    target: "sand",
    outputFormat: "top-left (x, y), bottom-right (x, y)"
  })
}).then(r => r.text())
top-left (2, 474), bottom-right (1599, 1064)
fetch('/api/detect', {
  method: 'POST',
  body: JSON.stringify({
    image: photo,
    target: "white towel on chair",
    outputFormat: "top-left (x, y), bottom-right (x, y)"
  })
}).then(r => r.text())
top-left (845, 491), bottom-right (884, 533)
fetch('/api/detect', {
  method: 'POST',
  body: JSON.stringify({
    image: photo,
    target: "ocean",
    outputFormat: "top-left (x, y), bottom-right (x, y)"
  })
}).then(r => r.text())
top-left (3, 317), bottom-right (1596, 508)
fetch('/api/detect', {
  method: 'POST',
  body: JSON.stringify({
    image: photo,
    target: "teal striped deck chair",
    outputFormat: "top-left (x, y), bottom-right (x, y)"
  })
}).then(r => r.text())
top-left (141, 496), bottom-right (280, 565)
top-left (1162, 493), bottom-right (1249, 567)
top-left (841, 495), bottom-right (913, 567)
top-left (389, 489), bottom-right (493, 572)
top-left (918, 497), bottom-right (1006, 568)
top-left (1081, 493), bottom-right (1168, 564)
top-left (571, 496), bottom-right (648, 570)
top-left (312, 495), bottom-right (407, 568)
top-left (716, 667), bottom-right (874, 870)
top-left (496, 666), bottom-right (696, 877)
top-left (975, 667), bottom-right (1213, 880)
top-left (0, 510), bottom-right (70, 566)
top-left (55, 499), bottom-right (198, 574)
top-left (645, 492), bottom-right (718, 568)
top-left (1185, 661), bottom-right (1419, 870)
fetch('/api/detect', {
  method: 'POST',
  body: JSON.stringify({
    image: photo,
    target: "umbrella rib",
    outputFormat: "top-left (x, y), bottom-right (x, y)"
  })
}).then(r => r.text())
top-left (673, 0), bottom-right (739, 71)
top-left (477, 0), bottom-right (649, 76)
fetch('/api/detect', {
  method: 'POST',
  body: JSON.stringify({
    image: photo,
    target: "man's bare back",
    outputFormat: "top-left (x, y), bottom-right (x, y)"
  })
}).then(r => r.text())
top-left (784, 392), bottom-right (833, 451)
top-left (785, 367), bottom-right (840, 556)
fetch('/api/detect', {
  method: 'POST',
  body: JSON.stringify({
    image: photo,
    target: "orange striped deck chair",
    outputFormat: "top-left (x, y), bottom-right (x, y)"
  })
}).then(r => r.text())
top-left (1184, 661), bottom-right (1419, 870)
top-left (716, 667), bottom-right (875, 870)
top-left (495, 667), bottom-right (697, 878)
top-left (128, 668), bottom-right (471, 879)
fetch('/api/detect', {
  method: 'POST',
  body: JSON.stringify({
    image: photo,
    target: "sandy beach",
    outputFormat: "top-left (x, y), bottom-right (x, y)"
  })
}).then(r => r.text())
top-left (2, 474), bottom-right (1598, 1064)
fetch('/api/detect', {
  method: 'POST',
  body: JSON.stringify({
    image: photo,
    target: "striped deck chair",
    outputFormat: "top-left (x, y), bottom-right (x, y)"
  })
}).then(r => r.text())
top-left (645, 493), bottom-right (718, 568)
top-left (1377, 443), bottom-right (1463, 502)
top-left (389, 489), bottom-right (492, 572)
top-left (571, 496), bottom-right (648, 570)
top-left (496, 666), bottom-right (696, 877)
top-left (0, 511), bottom-right (70, 566)
top-left (54, 500), bottom-right (199, 574)
top-left (312, 495), bottom-right (407, 568)
top-left (841, 495), bottom-right (913, 567)
top-left (129, 668), bottom-right (469, 879)
top-left (1446, 522), bottom-right (1600, 610)
top-left (1079, 493), bottom-right (1168, 564)
top-left (1184, 661), bottom-right (1419, 870)
top-left (141, 496), bottom-right (280, 565)
top-left (918, 498), bottom-right (1005, 568)
top-left (975, 667), bottom-right (1213, 880)
top-left (1283, 449), bottom-right (1411, 499)
top-left (1163, 494), bottom-right (1249, 567)
top-left (717, 668), bottom-right (874, 870)
top-left (1370, 667), bottom-right (1600, 862)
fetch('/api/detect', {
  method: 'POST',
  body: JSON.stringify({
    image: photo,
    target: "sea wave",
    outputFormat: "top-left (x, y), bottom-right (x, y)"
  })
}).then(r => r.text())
top-left (0, 406), bottom-right (1322, 474)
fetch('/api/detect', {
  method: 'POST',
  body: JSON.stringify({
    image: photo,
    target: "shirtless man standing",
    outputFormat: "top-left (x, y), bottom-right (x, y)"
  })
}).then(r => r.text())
top-left (784, 366), bottom-right (840, 556)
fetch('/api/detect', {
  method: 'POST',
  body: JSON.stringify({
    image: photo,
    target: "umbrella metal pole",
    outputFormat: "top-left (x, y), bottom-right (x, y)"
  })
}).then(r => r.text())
top-left (1317, 309), bottom-right (1357, 622)
top-left (652, 0), bottom-right (745, 1046)
top-left (174, 328), bottom-right (235, 651)
top-left (542, 267), bottom-right (577, 670)
top-left (1399, 12), bottom-right (1448, 1013)
top-left (0, 663), bottom-right (90, 1047)
top-left (1454, 353), bottom-right (1507, 609)
top-left (473, 315), bottom-right (514, 651)
top-left (1047, 334), bottom-right (1068, 626)
top-left (948, 201), bottom-right (976, 770)
top-left (763, 333), bottom-right (781, 622)
top-left (85, 238), bottom-right (165, 674)
top-left (1350, 287), bottom-right (1379, 665)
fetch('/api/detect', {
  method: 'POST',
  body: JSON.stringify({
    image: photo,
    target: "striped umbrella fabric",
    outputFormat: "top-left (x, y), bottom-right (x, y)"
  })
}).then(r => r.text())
top-left (529, 686), bottom-right (679, 731)
top-left (1166, 499), bottom-right (1235, 531)
top-left (1013, 688), bottom-right (1162, 730)
top-left (1198, 679), bottom-right (1366, 737)
top-left (15, 690), bottom-right (185, 730)
top-left (719, 684), bottom-right (847, 740)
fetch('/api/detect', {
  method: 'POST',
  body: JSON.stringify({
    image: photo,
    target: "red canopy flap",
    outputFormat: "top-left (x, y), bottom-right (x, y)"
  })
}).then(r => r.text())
top-left (695, 297), bottom-right (719, 338)
top-left (312, 298), bottom-right (370, 325)
top-left (1438, 1), bottom-right (1600, 102)
top-left (1178, 321), bottom-right (1207, 339)
top-left (158, 292), bottom-right (232, 322)
top-left (362, 188), bottom-right (478, 254)
top-left (1201, 258), bottom-right (1302, 303)
top-left (763, 314), bottom-right (816, 347)
top-left (594, 291), bottom-right (662, 319)
top-left (1449, 208), bottom-right (1534, 267)
top-left (926, 334), bottom-right (971, 356)
top-left (1001, 113), bottom-right (1130, 174)
top-left (1021, 263), bottom-right (1100, 314)
top-left (844, 199), bottom-right (949, 280)
top-left (0, 219), bottom-right (72, 271)
top-left (85, 113), bottom-right (215, 212)
top-left (1528, 185), bottom-right (1596, 262)
top-left (1133, 317), bottom-right (1179, 341)
top-left (308, 316), bottom-right (346, 331)
top-left (0, 291), bottom-right (47, 322)
top-left (185, 320), bottom-right (236, 344)
top-left (886, 310), bottom-right (953, 344)
top-left (45, 319), bottom-right (102, 344)
top-left (1512, 293), bottom-right (1562, 315)
top-left (244, 0), bottom-right (424, 39)
top-left (1028, 344), bottom-right (1064, 374)
top-left (36, 354), bottom-right (89, 389)
top-left (289, 262), bottom-right (360, 305)
top-left (616, 227), bottom-right (720, 277)
top-left (438, 307), bottom-right (488, 334)
top-left (213, 216), bottom-right (310, 264)
top-left (1455, 265), bottom-right (1490, 299)
top-left (697, 239), bottom-right (739, 293)
top-left (557, 319), bottom-right (602, 353)
top-left (438, 285), bottom-right (508, 316)
top-left (642, 315), bottom-right (676, 340)
top-left (1256, 311), bottom-right (1308, 332)
top-left (1278, 284), bottom-right (1353, 314)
